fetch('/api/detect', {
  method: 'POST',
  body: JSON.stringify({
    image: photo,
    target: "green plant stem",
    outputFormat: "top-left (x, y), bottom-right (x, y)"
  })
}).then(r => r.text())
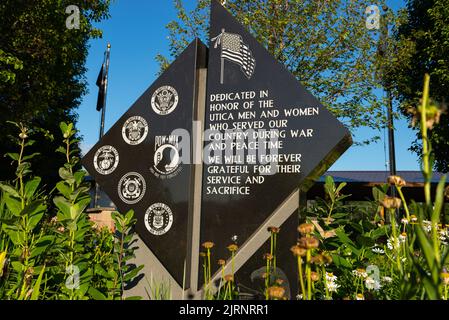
top-left (421, 74), bottom-right (431, 207)
top-left (396, 187), bottom-right (410, 221)
top-left (306, 249), bottom-right (311, 300)
top-left (389, 209), bottom-right (402, 273)
top-left (297, 256), bottom-right (306, 299)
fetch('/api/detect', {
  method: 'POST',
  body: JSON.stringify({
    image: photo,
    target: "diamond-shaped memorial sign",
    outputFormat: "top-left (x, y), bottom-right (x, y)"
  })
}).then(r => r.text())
top-left (199, 0), bottom-right (352, 284)
top-left (82, 39), bottom-right (208, 286)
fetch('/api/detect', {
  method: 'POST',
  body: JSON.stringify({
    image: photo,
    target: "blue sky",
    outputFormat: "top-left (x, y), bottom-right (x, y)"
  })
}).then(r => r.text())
top-left (77, 0), bottom-right (419, 172)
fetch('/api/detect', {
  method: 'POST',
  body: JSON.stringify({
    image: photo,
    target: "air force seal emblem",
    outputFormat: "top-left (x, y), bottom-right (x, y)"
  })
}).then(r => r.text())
top-left (93, 145), bottom-right (119, 175)
top-left (144, 203), bottom-right (173, 236)
top-left (151, 85), bottom-right (179, 115)
top-left (122, 116), bottom-right (148, 145)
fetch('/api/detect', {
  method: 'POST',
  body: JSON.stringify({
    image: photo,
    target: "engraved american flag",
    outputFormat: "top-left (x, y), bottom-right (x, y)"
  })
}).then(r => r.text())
top-left (220, 32), bottom-right (256, 79)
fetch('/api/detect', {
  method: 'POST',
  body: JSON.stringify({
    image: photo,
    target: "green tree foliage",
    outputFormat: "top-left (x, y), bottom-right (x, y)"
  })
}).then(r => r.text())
top-left (158, 0), bottom-right (393, 144)
top-left (388, 0), bottom-right (449, 173)
top-left (0, 0), bottom-right (111, 187)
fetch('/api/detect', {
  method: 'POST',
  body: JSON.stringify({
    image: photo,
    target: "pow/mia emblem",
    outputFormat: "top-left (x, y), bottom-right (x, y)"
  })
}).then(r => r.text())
top-left (144, 203), bottom-right (173, 236)
top-left (150, 135), bottom-right (182, 179)
top-left (93, 145), bottom-right (119, 175)
top-left (122, 116), bottom-right (148, 145)
top-left (151, 85), bottom-right (179, 115)
top-left (118, 172), bottom-right (146, 204)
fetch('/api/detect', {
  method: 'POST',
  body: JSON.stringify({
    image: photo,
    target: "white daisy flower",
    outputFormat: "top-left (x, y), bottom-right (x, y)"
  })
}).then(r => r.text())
top-left (365, 277), bottom-right (381, 291)
top-left (382, 276), bottom-right (393, 283)
top-left (401, 218), bottom-right (409, 225)
top-left (372, 247), bottom-right (385, 254)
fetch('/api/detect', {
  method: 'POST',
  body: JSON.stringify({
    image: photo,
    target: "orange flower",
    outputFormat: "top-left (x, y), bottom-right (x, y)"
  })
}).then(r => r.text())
top-left (298, 223), bottom-right (315, 235)
top-left (224, 274), bottom-right (234, 282)
top-left (218, 259), bottom-right (226, 266)
top-left (387, 175), bottom-right (406, 187)
top-left (298, 236), bottom-right (319, 249)
top-left (202, 241), bottom-right (215, 249)
top-left (267, 226), bottom-right (280, 234)
top-left (290, 245), bottom-right (307, 257)
top-left (381, 196), bottom-right (402, 209)
top-left (267, 286), bottom-right (285, 299)
top-left (227, 244), bottom-right (238, 252)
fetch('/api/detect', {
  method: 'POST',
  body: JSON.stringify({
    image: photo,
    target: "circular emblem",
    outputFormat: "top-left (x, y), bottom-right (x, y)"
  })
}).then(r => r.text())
top-left (151, 85), bottom-right (179, 115)
top-left (144, 203), bottom-right (173, 236)
top-left (153, 144), bottom-right (180, 175)
top-left (93, 145), bottom-right (119, 175)
top-left (122, 116), bottom-right (148, 145)
top-left (118, 172), bottom-right (146, 204)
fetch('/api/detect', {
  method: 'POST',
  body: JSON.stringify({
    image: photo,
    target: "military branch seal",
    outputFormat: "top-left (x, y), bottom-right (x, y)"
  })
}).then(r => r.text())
top-left (151, 85), bottom-right (179, 115)
top-left (93, 145), bottom-right (119, 175)
top-left (144, 203), bottom-right (174, 236)
top-left (122, 116), bottom-right (149, 145)
top-left (118, 172), bottom-right (146, 204)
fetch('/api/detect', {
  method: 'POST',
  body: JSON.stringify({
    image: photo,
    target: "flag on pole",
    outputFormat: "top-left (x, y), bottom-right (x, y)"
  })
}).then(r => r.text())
top-left (212, 29), bottom-right (256, 80)
top-left (96, 62), bottom-right (106, 111)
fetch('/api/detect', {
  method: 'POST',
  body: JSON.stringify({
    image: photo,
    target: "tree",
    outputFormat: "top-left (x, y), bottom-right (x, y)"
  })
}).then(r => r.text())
top-left (157, 0), bottom-right (394, 144)
top-left (388, 0), bottom-right (449, 172)
top-left (0, 0), bottom-right (111, 187)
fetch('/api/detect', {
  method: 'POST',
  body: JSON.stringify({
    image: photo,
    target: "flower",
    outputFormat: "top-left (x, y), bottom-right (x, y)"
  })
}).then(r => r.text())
top-left (325, 272), bottom-right (337, 283)
top-left (267, 286), bottom-right (285, 299)
top-left (310, 271), bottom-right (320, 282)
top-left (311, 254), bottom-right (325, 265)
top-left (227, 244), bottom-right (238, 252)
top-left (388, 175), bottom-right (406, 187)
top-left (298, 223), bottom-right (315, 235)
top-left (387, 237), bottom-right (400, 250)
top-left (224, 274), bottom-right (234, 282)
top-left (275, 279), bottom-right (284, 285)
top-left (267, 226), bottom-right (280, 234)
top-left (401, 218), bottom-right (409, 225)
top-left (352, 268), bottom-right (368, 279)
top-left (202, 241), bottom-right (215, 249)
top-left (382, 276), bottom-right (393, 283)
top-left (263, 253), bottom-right (273, 261)
top-left (298, 236), bottom-right (319, 249)
top-left (399, 232), bottom-right (407, 243)
top-left (296, 294), bottom-right (303, 300)
top-left (326, 281), bottom-right (340, 293)
top-left (372, 247), bottom-right (385, 254)
top-left (441, 273), bottom-right (449, 285)
top-left (290, 245), bottom-right (307, 257)
top-left (218, 259), bottom-right (226, 266)
top-left (365, 277), bottom-right (381, 291)
top-left (356, 293), bottom-right (365, 300)
top-left (381, 196), bottom-right (402, 209)
top-left (422, 220), bottom-right (432, 233)
top-left (410, 215), bottom-right (418, 223)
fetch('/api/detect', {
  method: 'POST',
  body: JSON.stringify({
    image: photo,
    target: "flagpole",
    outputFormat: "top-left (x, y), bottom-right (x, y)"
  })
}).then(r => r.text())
top-left (220, 58), bottom-right (224, 84)
top-left (99, 43), bottom-right (111, 139)
top-left (94, 43), bottom-right (111, 208)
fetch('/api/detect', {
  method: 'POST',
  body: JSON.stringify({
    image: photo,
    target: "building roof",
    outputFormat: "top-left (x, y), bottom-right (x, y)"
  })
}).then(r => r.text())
top-left (319, 171), bottom-right (446, 184)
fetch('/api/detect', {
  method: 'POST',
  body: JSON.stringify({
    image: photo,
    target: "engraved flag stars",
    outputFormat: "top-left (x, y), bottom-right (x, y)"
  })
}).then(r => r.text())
top-left (212, 29), bottom-right (256, 82)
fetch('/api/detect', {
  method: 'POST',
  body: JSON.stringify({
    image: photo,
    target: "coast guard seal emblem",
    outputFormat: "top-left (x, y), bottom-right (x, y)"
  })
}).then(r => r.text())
top-left (151, 85), bottom-right (179, 115)
top-left (144, 203), bottom-right (173, 236)
top-left (93, 145), bottom-right (119, 175)
top-left (122, 116), bottom-right (148, 145)
top-left (118, 172), bottom-right (146, 204)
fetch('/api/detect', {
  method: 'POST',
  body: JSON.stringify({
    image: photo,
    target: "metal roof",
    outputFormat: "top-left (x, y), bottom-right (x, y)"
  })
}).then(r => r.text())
top-left (319, 171), bottom-right (446, 184)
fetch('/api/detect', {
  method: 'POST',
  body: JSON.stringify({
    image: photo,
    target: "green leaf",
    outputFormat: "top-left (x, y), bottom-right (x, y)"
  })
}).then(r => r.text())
top-left (22, 153), bottom-right (40, 162)
top-left (30, 265), bottom-right (46, 300)
top-left (0, 182), bottom-right (20, 198)
top-left (4, 193), bottom-right (22, 216)
top-left (24, 177), bottom-right (41, 199)
top-left (5, 152), bottom-right (19, 161)
top-left (415, 225), bottom-right (436, 272)
top-left (26, 202), bottom-right (46, 230)
top-left (125, 296), bottom-right (142, 300)
top-left (88, 287), bottom-right (107, 300)
top-left (31, 235), bottom-right (55, 258)
top-left (56, 181), bottom-right (72, 198)
top-left (53, 196), bottom-right (71, 220)
top-left (330, 253), bottom-right (352, 269)
top-left (59, 122), bottom-right (68, 135)
top-left (59, 167), bottom-right (74, 182)
top-left (123, 265), bottom-right (144, 282)
top-left (432, 175), bottom-right (446, 223)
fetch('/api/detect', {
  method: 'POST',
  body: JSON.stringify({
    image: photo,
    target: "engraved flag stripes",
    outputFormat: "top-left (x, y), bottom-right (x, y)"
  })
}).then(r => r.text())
top-left (212, 29), bottom-right (256, 82)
